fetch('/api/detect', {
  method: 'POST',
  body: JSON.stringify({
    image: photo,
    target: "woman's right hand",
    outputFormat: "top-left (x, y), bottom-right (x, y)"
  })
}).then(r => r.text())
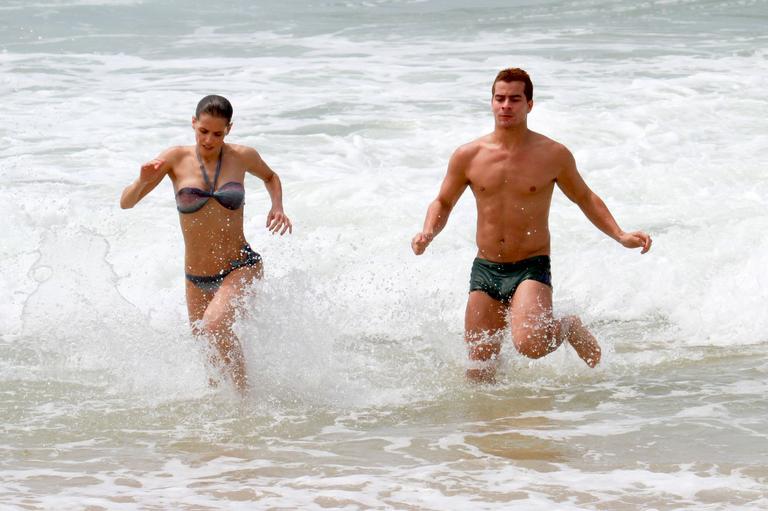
top-left (139, 159), bottom-right (166, 183)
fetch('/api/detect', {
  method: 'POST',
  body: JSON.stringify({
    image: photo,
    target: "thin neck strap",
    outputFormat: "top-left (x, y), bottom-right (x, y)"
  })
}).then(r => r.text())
top-left (195, 147), bottom-right (223, 192)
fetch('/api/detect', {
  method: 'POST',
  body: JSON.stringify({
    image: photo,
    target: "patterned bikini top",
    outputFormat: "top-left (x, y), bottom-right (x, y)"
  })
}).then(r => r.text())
top-left (175, 148), bottom-right (245, 214)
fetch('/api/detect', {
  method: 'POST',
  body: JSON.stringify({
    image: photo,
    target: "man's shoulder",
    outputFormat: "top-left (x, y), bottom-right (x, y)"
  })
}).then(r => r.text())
top-left (529, 131), bottom-right (571, 158)
top-left (453, 134), bottom-right (493, 161)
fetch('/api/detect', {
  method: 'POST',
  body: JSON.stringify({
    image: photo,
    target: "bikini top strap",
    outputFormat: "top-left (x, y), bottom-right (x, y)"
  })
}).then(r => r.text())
top-left (195, 148), bottom-right (224, 192)
top-left (212, 148), bottom-right (223, 191)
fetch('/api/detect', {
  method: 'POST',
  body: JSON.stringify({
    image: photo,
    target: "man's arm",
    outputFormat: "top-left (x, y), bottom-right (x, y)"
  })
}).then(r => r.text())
top-left (243, 147), bottom-right (292, 235)
top-left (412, 146), bottom-right (471, 255)
top-left (120, 148), bottom-right (176, 209)
top-left (555, 147), bottom-right (651, 253)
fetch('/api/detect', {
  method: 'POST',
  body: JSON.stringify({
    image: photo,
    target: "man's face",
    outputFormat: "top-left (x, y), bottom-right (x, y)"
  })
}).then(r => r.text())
top-left (491, 81), bottom-right (533, 128)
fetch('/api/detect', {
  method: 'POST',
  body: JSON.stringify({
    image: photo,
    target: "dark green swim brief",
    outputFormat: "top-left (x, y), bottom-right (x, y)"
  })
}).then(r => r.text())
top-left (469, 255), bottom-right (552, 303)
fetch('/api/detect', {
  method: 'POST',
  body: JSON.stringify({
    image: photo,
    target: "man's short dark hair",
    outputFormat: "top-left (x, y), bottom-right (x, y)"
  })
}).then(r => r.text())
top-left (492, 68), bottom-right (533, 101)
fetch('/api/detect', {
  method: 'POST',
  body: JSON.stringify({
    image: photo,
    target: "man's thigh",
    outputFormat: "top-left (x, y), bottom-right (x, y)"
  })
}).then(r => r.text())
top-left (464, 290), bottom-right (507, 361)
top-left (465, 290), bottom-right (507, 334)
top-left (508, 280), bottom-right (555, 345)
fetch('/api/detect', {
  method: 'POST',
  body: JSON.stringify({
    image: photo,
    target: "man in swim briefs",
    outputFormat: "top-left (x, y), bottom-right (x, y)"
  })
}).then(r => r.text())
top-left (412, 68), bottom-right (652, 382)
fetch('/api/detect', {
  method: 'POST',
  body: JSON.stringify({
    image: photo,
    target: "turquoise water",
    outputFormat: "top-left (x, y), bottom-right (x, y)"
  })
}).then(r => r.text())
top-left (1, 1), bottom-right (767, 509)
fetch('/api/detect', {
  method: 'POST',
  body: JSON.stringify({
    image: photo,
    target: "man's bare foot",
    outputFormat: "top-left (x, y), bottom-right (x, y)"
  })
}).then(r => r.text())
top-left (465, 356), bottom-right (499, 383)
top-left (465, 335), bottom-right (502, 383)
top-left (561, 316), bottom-right (601, 368)
top-left (466, 367), bottom-right (497, 384)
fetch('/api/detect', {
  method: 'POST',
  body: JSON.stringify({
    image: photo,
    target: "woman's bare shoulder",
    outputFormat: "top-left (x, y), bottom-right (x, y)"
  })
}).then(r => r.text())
top-left (159, 145), bottom-right (194, 164)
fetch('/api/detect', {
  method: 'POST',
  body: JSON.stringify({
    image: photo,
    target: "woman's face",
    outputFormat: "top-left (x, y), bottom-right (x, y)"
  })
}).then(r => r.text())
top-left (192, 113), bottom-right (231, 156)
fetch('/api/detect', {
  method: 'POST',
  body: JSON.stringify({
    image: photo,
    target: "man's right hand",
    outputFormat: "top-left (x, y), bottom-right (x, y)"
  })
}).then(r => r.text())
top-left (411, 232), bottom-right (434, 255)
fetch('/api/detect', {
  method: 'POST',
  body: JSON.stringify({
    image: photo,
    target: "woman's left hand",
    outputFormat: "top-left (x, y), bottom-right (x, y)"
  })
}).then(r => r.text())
top-left (267, 209), bottom-right (292, 235)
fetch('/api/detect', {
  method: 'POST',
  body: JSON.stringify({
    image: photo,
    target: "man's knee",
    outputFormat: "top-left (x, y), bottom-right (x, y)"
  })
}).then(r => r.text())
top-left (513, 326), bottom-right (558, 359)
top-left (515, 338), bottom-right (549, 359)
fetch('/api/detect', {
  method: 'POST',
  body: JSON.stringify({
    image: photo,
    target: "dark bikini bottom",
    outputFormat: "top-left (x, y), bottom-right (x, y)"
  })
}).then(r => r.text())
top-left (185, 244), bottom-right (262, 293)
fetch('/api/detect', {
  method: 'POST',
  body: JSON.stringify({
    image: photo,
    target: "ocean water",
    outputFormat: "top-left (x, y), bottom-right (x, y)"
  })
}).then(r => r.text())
top-left (1, 0), bottom-right (767, 509)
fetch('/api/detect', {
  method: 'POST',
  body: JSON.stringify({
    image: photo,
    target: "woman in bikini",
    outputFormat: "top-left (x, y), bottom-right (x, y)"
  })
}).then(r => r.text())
top-left (120, 95), bottom-right (292, 393)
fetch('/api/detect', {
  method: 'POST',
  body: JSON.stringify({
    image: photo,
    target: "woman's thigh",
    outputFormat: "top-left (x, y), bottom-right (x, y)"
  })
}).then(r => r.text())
top-left (202, 264), bottom-right (263, 327)
top-left (185, 280), bottom-right (214, 328)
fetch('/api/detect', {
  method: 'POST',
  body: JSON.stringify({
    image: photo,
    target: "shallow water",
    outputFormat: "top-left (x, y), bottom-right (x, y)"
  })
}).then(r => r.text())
top-left (2, 0), bottom-right (767, 509)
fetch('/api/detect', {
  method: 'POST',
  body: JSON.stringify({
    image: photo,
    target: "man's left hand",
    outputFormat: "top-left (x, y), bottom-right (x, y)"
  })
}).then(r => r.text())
top-left (618, 231), bottom-right (652, 254)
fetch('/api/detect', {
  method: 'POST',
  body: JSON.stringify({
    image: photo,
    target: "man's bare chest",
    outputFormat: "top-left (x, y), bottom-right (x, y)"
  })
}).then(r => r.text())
top-left (468, 156), bottom-right (557, 198)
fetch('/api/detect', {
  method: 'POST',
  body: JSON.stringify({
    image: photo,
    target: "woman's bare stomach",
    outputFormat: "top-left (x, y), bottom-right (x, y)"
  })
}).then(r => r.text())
top-left (178, 213), bottom-right (250, 275)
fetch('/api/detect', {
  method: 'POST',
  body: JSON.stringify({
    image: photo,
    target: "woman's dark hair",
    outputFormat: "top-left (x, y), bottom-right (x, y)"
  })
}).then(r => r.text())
top-left (195, 95), bottom-right (233, 123)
